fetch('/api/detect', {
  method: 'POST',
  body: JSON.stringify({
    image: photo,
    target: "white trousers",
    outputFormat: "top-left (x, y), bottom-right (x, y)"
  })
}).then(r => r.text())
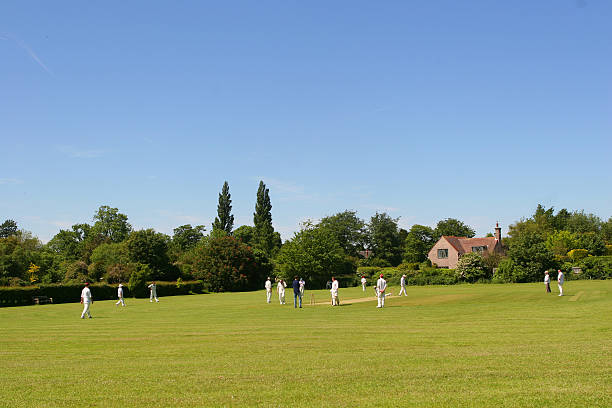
top-left (331, 295), bottom-right (339, 306)
top-left (81, 302), bottom-right (91, 318)
top-left (399, 286), bottom-right (407, 296)
top-left (266, 290), bottom-right (271, 303)
top-left (116, 297), bottom-right (125, 306)
top-left (558, 283), bottom-right (563, 295)
top-left (362, 283), bottom-right (366, 292)
top-left (377, 292), bottom-right (385, 307)
top-left (279, 293), bottom-right (285, 304)
top-left (150, 291), bottom-right (159, 302)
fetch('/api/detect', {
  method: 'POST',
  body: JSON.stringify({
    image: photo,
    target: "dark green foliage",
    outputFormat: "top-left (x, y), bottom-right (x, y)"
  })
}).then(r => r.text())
top-left (357, 266), bottom-right (458, 287)
top-left (403, 224), bottom-right (435, 262)
top-left (253, 181), bottom-right (277, 256)
top-left (191, 236), bottom-right (262, 292)
top-left (276, 225), bottom-right (345, 289)
top-left (126, 229), bottom-right (177, 281)
top-left (91, 206), bottom-right (132, 243)
top-left (0, 220), bottom-right (18, 238)
top-left (433, 218), bottom-right (476, 240)
top-left (367, 212), bottom-right (402, 267)
top-left (128, 264), bottom-right (151, 297)
top-left (0, 280), bottom-right (205, 307)
top-left (319, 210), bottom-right (366, 257)
top-left (504, 231), bottom-right (556, 282)
top-left (577, 233), bottom-right (606, 256)
top-left (212, 181), bottom-right (234, 235)
top-left (233, 225), bottom-right (255, 246)
top-left (172, 224), bottom-right (206, 252)
top-left (578, 256), bottom-right (612, 279)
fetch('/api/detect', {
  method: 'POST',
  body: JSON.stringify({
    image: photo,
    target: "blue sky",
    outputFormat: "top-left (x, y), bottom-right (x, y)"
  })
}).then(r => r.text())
top-left (1, 1), bottom-right (610, 242)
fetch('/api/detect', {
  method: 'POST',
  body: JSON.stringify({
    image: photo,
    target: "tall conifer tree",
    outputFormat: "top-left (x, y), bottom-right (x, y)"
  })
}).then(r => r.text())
top-left (253, 181), bottom-right (275, 256)
top-left (212, 181), bottom-right (234, 235)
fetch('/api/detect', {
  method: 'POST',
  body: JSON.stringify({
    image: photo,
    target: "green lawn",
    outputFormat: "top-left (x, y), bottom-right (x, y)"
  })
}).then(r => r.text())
top-left (1, 281), bottom-right (611, 407)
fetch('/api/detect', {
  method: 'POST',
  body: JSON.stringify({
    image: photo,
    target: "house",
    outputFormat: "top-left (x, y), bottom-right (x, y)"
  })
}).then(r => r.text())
top-left (427, 223), bottom-right (504, 269)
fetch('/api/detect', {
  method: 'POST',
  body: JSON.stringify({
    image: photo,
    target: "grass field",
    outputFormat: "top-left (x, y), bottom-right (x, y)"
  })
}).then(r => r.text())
top-left (1, 281), bottom-right (611, 407)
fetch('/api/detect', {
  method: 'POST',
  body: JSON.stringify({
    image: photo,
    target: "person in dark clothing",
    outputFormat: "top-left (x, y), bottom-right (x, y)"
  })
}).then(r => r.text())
top-left (292, 276), bottom-right (302, 308)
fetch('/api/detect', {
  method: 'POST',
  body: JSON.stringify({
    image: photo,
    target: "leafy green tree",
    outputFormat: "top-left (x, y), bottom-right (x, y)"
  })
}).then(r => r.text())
top-left (403, 224), bottom-right (435, 263)
top-left (128, 264), bottom-right (152, 297)
top-left (577, 232), bottom-right (606, 256)
top-left (191, 235), bottom-right (262, 292)
top-left (433, 218), bottom-right (476, 240)
top-left (90, 242), bottom-right (129, 274)
top-left (0, 220), bottom-right (18, 238)
top-left (276, 224), bottom-right (345, 288)
top-left (172, 224), bottom-right (206, 251)
top-left (234, 225), bottom-right (255, 246)
top-left (602, 217), bottom-right (612, 244)
top-left (318, 210), bottom-right (366, 257)
top-left (212, 181), bottom-right (234, 235)
top-left (367, 213), bottom-right (402, 267)
top-left (253, 181), bottom-right (277, 256)
top-left (91, 206), bottom-right (132, 243)
top-left (456, 252), bottom-right (488, 282)
top-left (545, 230), bottom-right (579, 258)
top-left (126, 229), bottom-right (176, 281)
top-left (505, 231), bottom-right (556, 282)
top-left (566, 210), bottom-right (602, 234)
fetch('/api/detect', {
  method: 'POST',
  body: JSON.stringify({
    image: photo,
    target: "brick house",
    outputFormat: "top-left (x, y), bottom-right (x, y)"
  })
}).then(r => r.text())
top-left (427, 223), bottom-right (504, 269)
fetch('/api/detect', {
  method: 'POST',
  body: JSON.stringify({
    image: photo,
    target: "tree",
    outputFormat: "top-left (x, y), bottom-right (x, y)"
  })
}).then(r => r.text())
top-left (318, 210), bottom-right (366, 257)
top-left (545, 230), bottom-right (579, 258)
top-left (126, 229), bottom-right (176, 281)
top-left (172, 224), bottom-right (206, 251)
top-left (212, 181), bottom-right (234, 235)
top-left (233, 225), bottom-right (255, 246)
top-left (191, 236), bottom-right (263, 292)
top-left (253, 181), bottom-right (277, 256)
top-left (455, 252), bottom-right (488, 282)
top-left (566, 210), bottom-right (602, 234)
top-left (602, 217), bottom-right (612, 244)
top-left (505, 231), bottom-right (556, 282)
top-left (276, 224), bottom-right (345, 288)
top-left (367, 213), bottom-right (402, 266)
top-left (433, 218), bottom-right (475, 240)
top-left (403, 224), bottom-right (435, 263)
top-left (0, 220), bottom-right (18, 238)
top-left (91, 206), bottom-right (132, 243)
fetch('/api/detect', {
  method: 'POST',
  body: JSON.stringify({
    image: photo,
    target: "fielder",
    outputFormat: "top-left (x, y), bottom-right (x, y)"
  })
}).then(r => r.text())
top-left (330, 276), bottom-right (339, 306)
top-left (557, 269), bottom-right (564, 296)
top-left (399, 274), bottom-right (407, 296)
top-left (277, 279), bottom-right (287, 304)
top-left (265, 277), bottom-right (272, 303)
top-left (361, 275), bottom-right (367, 292)
top-left (299, 277), bottom-right (305, 298)
top-left (80, 282), bottom-right (93, 318)
top-left (116, 283), bottom-right (126, 306)
top-left (148, 282), bottom-right (159, 302)
top-left (376, 274), bottom-right (387, 308)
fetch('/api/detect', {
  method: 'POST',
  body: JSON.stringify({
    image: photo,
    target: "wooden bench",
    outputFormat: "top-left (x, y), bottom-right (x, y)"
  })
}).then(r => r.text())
top-left (33, 296), bottom-right (53, 305)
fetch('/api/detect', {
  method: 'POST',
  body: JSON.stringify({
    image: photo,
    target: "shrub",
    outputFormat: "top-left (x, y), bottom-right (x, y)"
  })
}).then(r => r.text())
top-left (567, 249), bottom-right (589, 262)
top-left (579, 256), bottom-right (612, 279)
top-left (356, 267), bottom-right (383, 279)
top-left (456, 253), bottom-right (488, 283)
top-left (605, 245), bottom-right (612, 256)
top-left (128, 264), bottom-right (151, 298)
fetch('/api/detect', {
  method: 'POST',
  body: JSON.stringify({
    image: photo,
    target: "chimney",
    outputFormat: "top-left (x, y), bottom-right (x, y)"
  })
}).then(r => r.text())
top-left (494, 222), bottom-right (502, 242)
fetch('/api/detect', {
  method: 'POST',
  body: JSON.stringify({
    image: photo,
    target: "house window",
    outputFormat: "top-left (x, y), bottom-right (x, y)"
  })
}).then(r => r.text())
top-left (437, 249), bottom-right (448, 259)
top-left (471, 246), bottom-right (487, 253)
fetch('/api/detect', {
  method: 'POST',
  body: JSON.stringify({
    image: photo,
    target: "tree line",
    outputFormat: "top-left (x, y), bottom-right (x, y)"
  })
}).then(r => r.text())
top-left (1, 183), bottom-right (611, 290)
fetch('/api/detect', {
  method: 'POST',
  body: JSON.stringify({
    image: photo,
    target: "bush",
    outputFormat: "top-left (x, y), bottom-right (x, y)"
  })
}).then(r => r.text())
top-left (128, 264), bottom-right (151, 298)
top-left (356, 267), bottom-right (383, 279)
top-left (456, 253), bottom-right (489, 283)
top-left (567, 249), bottom-right (589, 262)
top-left (404, 268), bottom-right (459, 286)
top-left (605, 245), bottom-right (612, 256)
top-left (578, 256), bottom-right (612, 279)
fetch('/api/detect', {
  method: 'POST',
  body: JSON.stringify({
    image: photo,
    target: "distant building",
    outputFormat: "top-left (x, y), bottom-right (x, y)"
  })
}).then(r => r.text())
top-left (427, 223), bottom-right (504, 269)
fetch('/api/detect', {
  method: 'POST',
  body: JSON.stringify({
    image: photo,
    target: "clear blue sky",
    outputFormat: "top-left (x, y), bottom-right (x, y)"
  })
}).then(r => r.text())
top-left (1, 1), bottom-right (610, 242)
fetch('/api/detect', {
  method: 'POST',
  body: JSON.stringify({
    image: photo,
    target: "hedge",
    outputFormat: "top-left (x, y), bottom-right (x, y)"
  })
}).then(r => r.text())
top-left (357, 266), bottom-right (459, 287)
top-left (0, 280), bottom-right (206, 307)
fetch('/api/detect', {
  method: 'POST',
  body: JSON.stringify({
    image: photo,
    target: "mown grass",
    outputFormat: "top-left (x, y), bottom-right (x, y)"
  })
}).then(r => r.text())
top-left (1, 281), bottom-right (610, 407)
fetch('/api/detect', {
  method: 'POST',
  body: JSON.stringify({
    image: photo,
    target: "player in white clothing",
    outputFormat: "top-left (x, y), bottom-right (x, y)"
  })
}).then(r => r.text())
top-left (115, 283), bottom-right (126, 306)
top-left (277, 279), bottom-right (286, 304)
top-left (148, 282), bottom-right (159, 302)
top-left (399, 274), bottom-right (407, 296)
top-left (361, 276), bottom-right (367, 292)
top-left (80, 282), bottom-right (93, 318)
top-left (376, 274), bottom-right (387, 308)
top-left (330, 277), bottom-right (339, 306)
top-left (265, 277), bottom-right (272, 303)
top-left (557, 270), bottom-right (564, 296)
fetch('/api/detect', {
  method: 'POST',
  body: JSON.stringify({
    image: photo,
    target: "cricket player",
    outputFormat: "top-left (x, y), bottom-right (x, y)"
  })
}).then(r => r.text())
top-left (299, 278), bottom-right (305, 298)
top-left (544, 271), bottom-right (551, 293)
top-left (116, 283), bottom-right (126, 306)
top-left (330, 277), bottom-right (339, 306)
top-left (265, 277), bottom-right (272, 303)
top-left (557, 269), bottom-right (564, 296)
top-left (361, 276), bottom-right (367, 292)
top-left (292, 276), bottom-right (302, 308)
top-left (148, 282), bottom-right (159, 302)
top-left (376, 274), bottom-right (387, 308)
top-left (399, 274), bottom-right (407, 296)
top-left (80, 282), bottom-right (93, 318)
top-left (277, 279), bottom-right (286, 304)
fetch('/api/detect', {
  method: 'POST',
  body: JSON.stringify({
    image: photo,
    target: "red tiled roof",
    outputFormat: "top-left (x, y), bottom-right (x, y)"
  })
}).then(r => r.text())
top-left (441, 236), bottom-right (499, 254)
